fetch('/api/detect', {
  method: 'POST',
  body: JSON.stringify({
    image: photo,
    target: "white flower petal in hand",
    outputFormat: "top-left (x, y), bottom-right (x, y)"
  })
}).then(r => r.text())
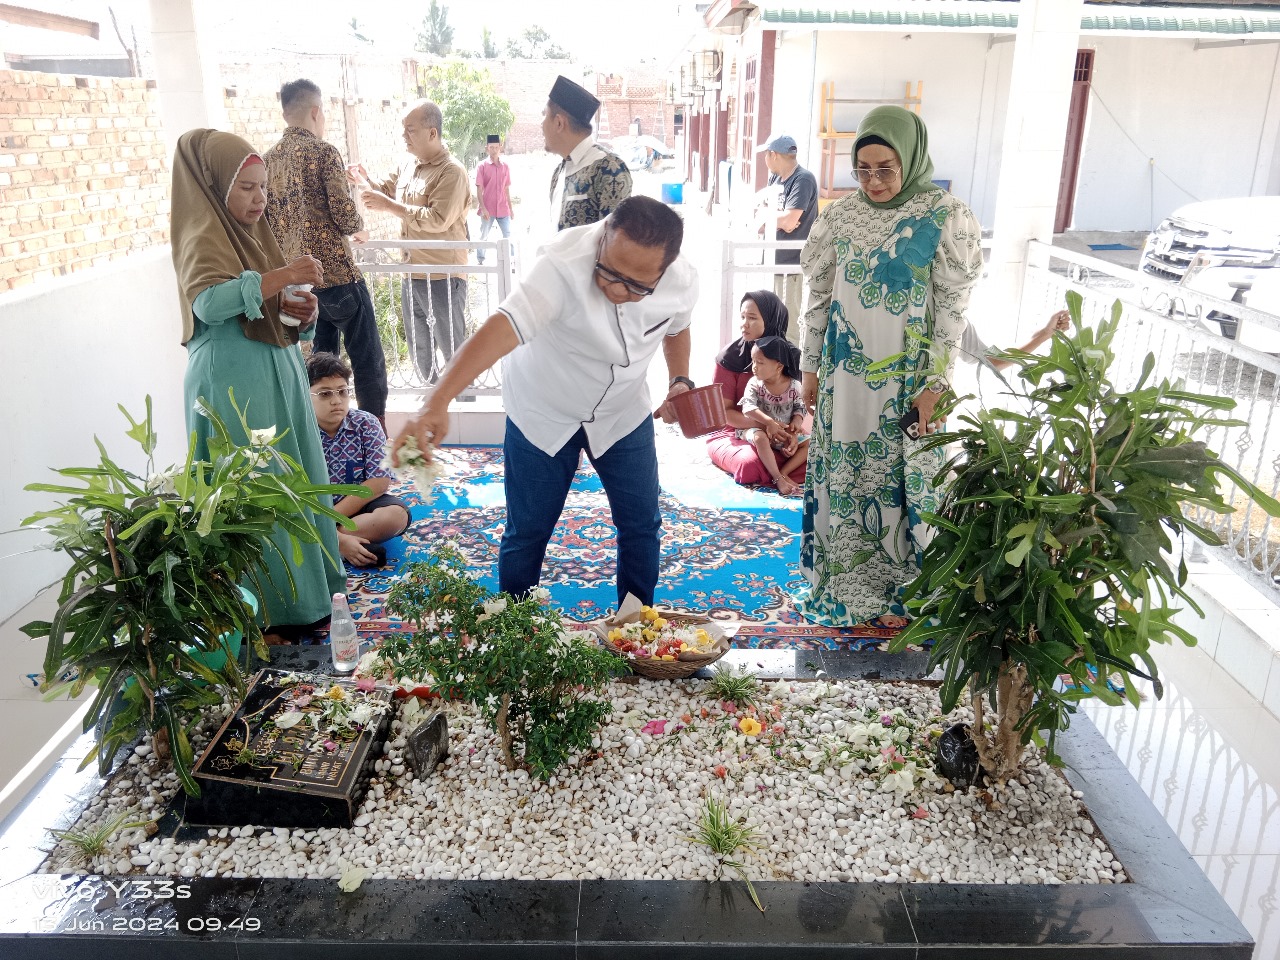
top-left (384, 435), bottom-right (446, 493)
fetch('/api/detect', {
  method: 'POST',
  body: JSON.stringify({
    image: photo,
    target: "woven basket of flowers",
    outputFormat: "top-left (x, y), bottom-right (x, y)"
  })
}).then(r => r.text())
top-left (596, 601), bottom-right (731, 680)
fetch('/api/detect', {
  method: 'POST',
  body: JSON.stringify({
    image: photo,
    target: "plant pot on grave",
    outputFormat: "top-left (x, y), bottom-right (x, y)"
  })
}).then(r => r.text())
top-left (96, 587), bottom-right (259, 775)
top-left (935, 722), bottom-right (982, 787)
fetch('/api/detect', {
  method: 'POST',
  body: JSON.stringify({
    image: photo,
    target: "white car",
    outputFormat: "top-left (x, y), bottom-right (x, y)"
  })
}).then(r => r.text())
top-left (1141, 197), bottom-right (1280, 351)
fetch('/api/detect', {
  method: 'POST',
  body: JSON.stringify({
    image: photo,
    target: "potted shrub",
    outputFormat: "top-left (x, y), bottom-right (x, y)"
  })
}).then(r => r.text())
top-left (891, 294), bottom-right (1280, 781)
top-left (375, 544), bottom-right (622, 780)
top-left (21, 395), bottom-right (365, 794)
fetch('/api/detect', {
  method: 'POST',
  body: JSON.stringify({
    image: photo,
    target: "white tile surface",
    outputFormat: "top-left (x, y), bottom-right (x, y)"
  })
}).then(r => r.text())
top-left (1194, 854), bottom-right (1279, 960)
top-left (1177, 581), bottom-right (1226, 658)
top-left (1089, 639), bottom-right (1280, 957)
top-left (1216, 615), bottom-right (1278, 701)
top-left (0, 699), bottom-right (82, 797)
top-left (1264, 651), bottom-right (1280, 721)
top-left (3, 588), bottom-right (61, 700)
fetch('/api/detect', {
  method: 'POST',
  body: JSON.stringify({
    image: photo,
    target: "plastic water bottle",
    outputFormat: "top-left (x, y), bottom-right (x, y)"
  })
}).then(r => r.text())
top-left (329, 593), bottom-right (360, 673)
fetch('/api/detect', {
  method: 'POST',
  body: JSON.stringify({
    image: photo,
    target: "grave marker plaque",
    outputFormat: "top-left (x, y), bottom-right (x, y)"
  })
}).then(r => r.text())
top-left (186, 668), bottom-right (394, 829)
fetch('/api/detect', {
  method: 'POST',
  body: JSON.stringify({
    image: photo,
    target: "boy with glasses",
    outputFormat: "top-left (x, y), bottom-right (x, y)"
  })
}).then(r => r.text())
top-left (307, 352), bottom-right (411, 567)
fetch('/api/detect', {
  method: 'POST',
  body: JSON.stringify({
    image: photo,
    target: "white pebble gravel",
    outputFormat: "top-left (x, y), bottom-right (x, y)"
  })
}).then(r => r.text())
top-left (41, 679), bottom-right (1125, 885)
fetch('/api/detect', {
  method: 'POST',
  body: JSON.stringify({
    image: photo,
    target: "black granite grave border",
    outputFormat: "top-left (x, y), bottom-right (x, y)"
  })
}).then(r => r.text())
top-left (0, 648), bottom-right (1253, 958)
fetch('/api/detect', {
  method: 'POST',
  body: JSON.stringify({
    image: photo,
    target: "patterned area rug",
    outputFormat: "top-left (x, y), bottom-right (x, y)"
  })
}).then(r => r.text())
top-left (346, 435), bottom-right (905, 651)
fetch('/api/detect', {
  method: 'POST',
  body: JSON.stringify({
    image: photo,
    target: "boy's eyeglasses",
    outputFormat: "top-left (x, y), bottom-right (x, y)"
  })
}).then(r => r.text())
top-left (311, 387), bottom-right (352, 401)
top-left (855, 166), bottom-right (901, 183)
top-left (594, 237), bottom-right (661, 297)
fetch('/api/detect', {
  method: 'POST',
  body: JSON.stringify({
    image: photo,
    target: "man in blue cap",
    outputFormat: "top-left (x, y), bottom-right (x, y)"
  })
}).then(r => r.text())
top-left (543, 75), bottom-right (632, 231)
top-left (758, 134), bottom-right (817, 338)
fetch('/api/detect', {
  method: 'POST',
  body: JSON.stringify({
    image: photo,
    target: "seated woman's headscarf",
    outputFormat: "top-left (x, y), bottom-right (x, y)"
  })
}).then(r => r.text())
top-left (853, 106), bottom-right (942, 211)
top-left (752, 335), bottom-right (802, 382)
top-left (717, 289), bottom-right (790, 374)
top-left (170, 128), bottom-right (295, 347)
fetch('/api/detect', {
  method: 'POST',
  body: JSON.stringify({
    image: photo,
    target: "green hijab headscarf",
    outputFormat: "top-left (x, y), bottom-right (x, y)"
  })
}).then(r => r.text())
top-left (853, 106), bottom-right (941, 210)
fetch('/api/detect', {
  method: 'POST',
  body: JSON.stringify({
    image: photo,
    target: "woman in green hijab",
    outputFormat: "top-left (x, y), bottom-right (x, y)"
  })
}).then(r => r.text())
top-left (171, 129), bottom-right (347, 641)
top-left (793, 106), bottom-right (983, 628)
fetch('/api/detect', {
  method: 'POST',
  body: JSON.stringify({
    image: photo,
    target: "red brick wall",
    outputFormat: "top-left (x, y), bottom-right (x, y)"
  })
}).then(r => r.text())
top-left (595, 73), bottom-right (677, 147)
top-left (1, 57), bottom-right (678, 292)
top-left (476, 59), bottom-right (567, 156)
top-left (220, 94), bottom-right (407, 242)
top-left (0, 71), bottom-right (169, 291)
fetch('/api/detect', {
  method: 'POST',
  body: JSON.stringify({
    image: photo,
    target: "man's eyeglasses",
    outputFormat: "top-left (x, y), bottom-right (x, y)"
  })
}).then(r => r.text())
top-left (311, 387), bottom-right (352, 401)
top-left (594, 238), bottom-right (660, 298)
top-left (855, 166), bottom-right (901, 184)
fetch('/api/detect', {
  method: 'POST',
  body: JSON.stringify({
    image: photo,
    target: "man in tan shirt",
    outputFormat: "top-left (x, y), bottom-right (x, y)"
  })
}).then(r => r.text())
top-left (351, 100), bottom-right (471, 384)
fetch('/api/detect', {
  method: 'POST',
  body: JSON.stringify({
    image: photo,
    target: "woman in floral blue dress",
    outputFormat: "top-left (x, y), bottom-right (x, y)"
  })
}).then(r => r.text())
top-left (794, 106), bottom-right (983, 627)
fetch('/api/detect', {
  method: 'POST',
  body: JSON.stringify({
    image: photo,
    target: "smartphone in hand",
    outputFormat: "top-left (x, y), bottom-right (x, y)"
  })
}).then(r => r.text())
top-left (898, 407), bottom-right (921, 439)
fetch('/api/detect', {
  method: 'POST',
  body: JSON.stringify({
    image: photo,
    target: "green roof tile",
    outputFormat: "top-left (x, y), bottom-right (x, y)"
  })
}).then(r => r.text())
top-left (758, 6), bottom-right (1280, 35)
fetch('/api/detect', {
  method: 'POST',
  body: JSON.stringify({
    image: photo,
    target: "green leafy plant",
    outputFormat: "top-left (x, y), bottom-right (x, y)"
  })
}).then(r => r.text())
top-left (416, 62), bottom-right (515, 161)
top-left (48, 809), bottom-right (152, 863)
top-left (688, 796), bottom-right (765, 913)
top-left (705, 664), bottom-right (762, 709)
top-left (891, 293), bottom-right (1280, 781)
top-left (380, 545), bottom-right (622, 779)
top-left (20, 395), bottom-right (364, 794)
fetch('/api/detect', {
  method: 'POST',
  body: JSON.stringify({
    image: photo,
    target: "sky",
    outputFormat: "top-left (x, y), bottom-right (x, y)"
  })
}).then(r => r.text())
top-left (7, 0), bottom-right (705, 74)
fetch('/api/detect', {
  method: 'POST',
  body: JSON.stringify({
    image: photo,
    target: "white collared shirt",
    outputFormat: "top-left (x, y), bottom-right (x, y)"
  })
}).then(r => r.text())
top-left (549, 137), bottom-right (608, 228)
top-left (497, 221), bottom-right (699, 458)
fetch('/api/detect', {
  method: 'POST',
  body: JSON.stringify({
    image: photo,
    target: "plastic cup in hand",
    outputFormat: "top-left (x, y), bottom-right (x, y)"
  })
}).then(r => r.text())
top-left (282, 283), bottom-right (313, 303)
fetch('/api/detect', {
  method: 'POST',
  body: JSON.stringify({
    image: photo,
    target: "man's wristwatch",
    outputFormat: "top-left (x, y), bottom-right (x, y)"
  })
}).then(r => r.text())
top-left (670, 376), bottom-right (695, 391)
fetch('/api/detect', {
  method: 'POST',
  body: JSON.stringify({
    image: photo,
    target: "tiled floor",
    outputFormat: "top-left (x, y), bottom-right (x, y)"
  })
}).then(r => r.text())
top-left (2, 587), bottom-right (1278, 957)
top-left (1083, 639), bottom-right (1280, 960)
top-left (0, 589), bottom-right (86, 821)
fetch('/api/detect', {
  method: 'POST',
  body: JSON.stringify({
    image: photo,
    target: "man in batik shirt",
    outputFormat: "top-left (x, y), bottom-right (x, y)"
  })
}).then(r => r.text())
top-left (543, 75), bottom-right (631, 231)
top-left (265, 78), bottom-right (388, 420)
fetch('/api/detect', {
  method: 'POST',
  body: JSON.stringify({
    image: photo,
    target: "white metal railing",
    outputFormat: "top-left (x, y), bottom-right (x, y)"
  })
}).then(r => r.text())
top-left (355, 239), bottom-right (515, 395)
top-left (719, 239), bottom-right (805, 345)
top-left (1021, 241), bottom-right (1280, 593)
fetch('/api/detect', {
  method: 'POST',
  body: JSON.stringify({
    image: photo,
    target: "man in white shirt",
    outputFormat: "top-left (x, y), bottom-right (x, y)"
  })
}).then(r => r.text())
top-left (395, 196), bottom-right (699, 606)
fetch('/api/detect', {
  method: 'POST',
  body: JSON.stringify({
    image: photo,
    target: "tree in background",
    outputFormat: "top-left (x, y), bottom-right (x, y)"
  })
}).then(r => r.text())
top-left (505, 25), bottom-right (569, 60)
top-left (416, 0), bottom-right (454, 57)
top-left (349, 18), bottom-right (372, 43)
top-left (481, 26), bottom-right (499, 59)
top-left (418, 63), bottom-right (515, 162)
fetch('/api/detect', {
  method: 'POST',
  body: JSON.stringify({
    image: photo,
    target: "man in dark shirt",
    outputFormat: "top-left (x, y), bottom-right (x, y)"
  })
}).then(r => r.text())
top-left (758, 135), bottom-right (817, 340)
top-left (265, 79), bottom-right (387, 421)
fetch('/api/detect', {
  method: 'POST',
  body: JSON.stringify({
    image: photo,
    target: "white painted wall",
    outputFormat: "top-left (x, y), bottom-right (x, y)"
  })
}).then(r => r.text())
top-left (0, 249), bottom-right (188, 625)
top-left (1073, 36), bottom-right (1280, 231)
top-left (770, 29), bottom-right (1012, 226)
top-left (757, 27), bottom-right (1280, 234)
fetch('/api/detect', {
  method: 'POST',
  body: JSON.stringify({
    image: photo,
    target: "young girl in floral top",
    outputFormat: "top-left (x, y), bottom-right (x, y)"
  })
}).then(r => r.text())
top-left (738, 335), bottom-right (808, 496)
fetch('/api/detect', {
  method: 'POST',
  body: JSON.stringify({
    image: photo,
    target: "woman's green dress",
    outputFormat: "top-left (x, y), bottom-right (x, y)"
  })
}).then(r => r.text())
top-left (795, 189), bottom-right (983, 625)
top-left (184, 273), bottom-right (345, 627)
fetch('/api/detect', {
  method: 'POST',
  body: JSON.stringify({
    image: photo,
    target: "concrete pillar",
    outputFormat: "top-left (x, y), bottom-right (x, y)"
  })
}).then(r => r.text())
top-left (1250, 45), bottom-right (1280, 195)
top-left (147, 0), bottom-right (226, 151)
top-left (985, 0), bottom-right (1084, 342)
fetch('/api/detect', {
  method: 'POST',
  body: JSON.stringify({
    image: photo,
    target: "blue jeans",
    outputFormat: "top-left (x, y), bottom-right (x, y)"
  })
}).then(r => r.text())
top-left (500, 417), bottom-right (661, 607)
top-left (314, 280), bottom-right (388, 418)
top-left (477, 216), bottom-right (510, 263)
